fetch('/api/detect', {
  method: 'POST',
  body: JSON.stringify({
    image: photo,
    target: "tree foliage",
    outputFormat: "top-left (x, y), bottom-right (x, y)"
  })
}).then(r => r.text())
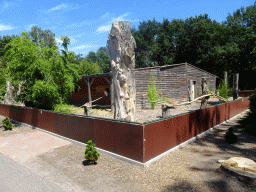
top-left (86, 47), bottom-right (111, 73)
top-left (78, 58), bottom-right (102, 76)
top-left (27, 25), bottom-right (57, 49)
top-left (0, 35), bottom-right (21, 100)
top-left (3, 32), bottom-right (81, 110)
top-left (131, 1), bottom-right (256, 90)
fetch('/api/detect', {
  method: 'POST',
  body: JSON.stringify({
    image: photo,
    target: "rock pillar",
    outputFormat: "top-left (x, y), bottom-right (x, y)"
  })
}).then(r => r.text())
top-left (106, 21), bottom-right (136, 121)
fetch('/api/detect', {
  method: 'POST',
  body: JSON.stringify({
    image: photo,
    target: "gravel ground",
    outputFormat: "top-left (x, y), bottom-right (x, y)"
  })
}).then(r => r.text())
top-left (23, 111), bottom-right (256, 192)
top-left (73, 97), bottom-right (241, 123)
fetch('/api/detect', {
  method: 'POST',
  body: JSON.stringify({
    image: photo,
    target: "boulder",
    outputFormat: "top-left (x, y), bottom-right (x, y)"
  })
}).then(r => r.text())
top-left (217, 157), bottom-right (256, 178)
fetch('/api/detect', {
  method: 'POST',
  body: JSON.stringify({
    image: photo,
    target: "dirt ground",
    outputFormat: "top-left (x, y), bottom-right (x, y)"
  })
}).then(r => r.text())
top-left (0, 110), bottom-right (256, 192)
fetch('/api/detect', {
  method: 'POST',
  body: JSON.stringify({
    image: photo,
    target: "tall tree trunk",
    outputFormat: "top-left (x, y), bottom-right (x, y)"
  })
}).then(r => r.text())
top-left (106, 21), bottom-right (137, 121)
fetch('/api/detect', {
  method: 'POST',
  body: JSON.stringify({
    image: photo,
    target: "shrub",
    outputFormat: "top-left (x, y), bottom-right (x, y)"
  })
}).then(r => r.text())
top-left (236, 88), bottom-right (256, 136)
top-left (161, 96), bottom-right (173, 104)
top-left (2, 116), bottom-right (13, 130)
top-left (217, 79), bottom-right (232, 99)
top-left (32, 80), bottom-right (62, 111)
top-left (147, 70), bottom-right (159, 109)
top-left (84, 140), bottom-right (100, 165)
top-left (53, 103), bottom-right (74, 114)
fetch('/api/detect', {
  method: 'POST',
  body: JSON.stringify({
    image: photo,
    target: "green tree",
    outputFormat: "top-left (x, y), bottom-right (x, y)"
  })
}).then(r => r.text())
top-left (78, 58), bottom-right (102, 76)
top-left (96, 47), bottom-right (111, 73)
top-left (132, 18), bottom-right (162, 68)
top-left (27, 25), bottom-right (57, 49)
top-left (221, 2), bottom-right (256, 90)
top-left (0, 35), bottom-right (22, 101)
top-left (3, 31), bottom-right (81, 110)
top-left (87, 51), bottom-right (97, 63)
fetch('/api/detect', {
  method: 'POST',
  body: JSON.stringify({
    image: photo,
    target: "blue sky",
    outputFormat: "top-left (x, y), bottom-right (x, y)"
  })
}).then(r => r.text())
top-left (0, 0), bottom-right (255, 58)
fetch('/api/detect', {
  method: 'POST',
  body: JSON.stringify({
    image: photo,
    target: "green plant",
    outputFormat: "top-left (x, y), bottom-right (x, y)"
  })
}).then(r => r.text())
top-left (53, 103), bottom-right (74, 114)
top-left (147, 70), bottom-right (159, 109)
top-left (217, 79), bottom-right (232, 99)
top-left (161, 96), bottom-right (173, 103)
top-left (2, 116), bottom-right (13, 130)
top-left (84, 140), bottom-right (100, 165)
top-left (236, 88), bottom-right (256, 136)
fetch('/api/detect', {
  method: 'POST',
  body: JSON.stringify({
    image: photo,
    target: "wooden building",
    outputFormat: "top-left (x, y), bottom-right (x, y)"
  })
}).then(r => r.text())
top-left (67, 63), bottom-right (217, 109)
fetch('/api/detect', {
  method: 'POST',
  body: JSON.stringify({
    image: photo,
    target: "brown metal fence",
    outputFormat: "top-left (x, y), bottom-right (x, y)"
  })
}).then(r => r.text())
top-left (0, 96), bottom-right (250, 164)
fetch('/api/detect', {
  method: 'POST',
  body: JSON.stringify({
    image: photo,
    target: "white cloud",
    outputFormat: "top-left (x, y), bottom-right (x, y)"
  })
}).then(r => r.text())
top-left (27, 24), bottom-right (36, 31)
top-left (55, 36), bottom-right (77, 46)
top-left (96, 12), bottom-right (139, 33)
top-left (75, 33), bottom-right (84, 37)
top-left (47, 3), bottom-right (68, 13)
top-left (0, 23), bottom-right (15, 31)
top-left (55, 37), bottom-right (62, 45)
top-left (70, 45), bottom-right (93, 51)
top-left (101, 12), bottom-right (110, 19)
top-left (96, 25), bottom-right (111, 33)
top-left (112, 12), bottom-right (130, 23)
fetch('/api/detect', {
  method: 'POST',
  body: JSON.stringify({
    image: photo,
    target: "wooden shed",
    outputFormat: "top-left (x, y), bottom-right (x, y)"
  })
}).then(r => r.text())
top-left (67, 63), bottom-right (217, 109)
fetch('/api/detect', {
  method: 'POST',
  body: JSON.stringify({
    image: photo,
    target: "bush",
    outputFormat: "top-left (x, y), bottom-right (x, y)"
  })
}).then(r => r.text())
top-left (236, 88), bottom-right (256, 136)
top-left (84, 140), bottom-right (100, 165)
top-left (53, 103), bottom-right (76, 114)
top-left (161, 96), bottom-right (173, 103)
top-left (2, 116), bottom-right (13, 130)
top-left (32, 80), bottom-right (62, 110)
top-left (217, 79), bottom-right (232, 99)
top-left (147, 70), bottom-right (159, 110)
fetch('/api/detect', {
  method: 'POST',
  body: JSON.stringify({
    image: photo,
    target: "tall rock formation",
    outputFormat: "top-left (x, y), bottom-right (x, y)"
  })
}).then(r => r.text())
top-left (106, 21), bottom-right (136, 121)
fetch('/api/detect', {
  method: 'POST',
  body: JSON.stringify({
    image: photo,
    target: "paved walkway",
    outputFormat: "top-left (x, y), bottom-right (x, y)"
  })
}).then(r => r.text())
top-left (0, 152), bottom-right (64, 192)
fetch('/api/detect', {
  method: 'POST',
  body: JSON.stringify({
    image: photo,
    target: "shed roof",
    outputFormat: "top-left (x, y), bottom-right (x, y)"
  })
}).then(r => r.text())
top-left (80, 63), bottom-right (219, 79)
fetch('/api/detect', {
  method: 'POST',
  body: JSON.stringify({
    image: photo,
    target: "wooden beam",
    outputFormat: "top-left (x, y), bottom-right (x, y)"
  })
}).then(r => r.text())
top-left (84, 78), bottom-right (94, 109)
top-left (110, 79), bottom-right (114, 112)
top-left (233, 73), bottom-right (239, 100)
top-left (104, 77), bottom-right (111, 84)
top-left (200, 78), bottom-right (208, 109)
top-left (224, 71), bottom-right (227, 85)
top-left (104, 76), bottom-right (114, 111)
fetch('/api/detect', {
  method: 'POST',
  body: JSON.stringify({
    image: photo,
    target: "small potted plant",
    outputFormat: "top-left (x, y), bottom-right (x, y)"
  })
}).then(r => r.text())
top-left (2, 116), bottom-right (13, 131)
top-left (84, 140), bottom-right (100, 165)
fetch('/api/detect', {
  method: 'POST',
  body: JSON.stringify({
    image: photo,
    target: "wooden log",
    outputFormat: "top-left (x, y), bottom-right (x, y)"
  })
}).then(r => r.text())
top-left (233, 73), bottom-right (239, 100)
top-left (162, 104), bottom-right (174, 118)
top-left (104, 76), bottom-right (114, 112)
top-left (162, 104), bottom-right (169, 118)
top-left (83, 105), bottom-right (90, 116)
top-left (224, 71), bottom-right (228, 85)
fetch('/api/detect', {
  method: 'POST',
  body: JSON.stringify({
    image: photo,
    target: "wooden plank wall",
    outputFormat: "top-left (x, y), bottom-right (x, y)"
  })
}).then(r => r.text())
top-left (67, 76), bottom-right (111, 107)
top-left (67, 64), bottom-right (217, 109)
top-left (135, 64), bottom-right (216, 109)
top-left (186, 64), bottom-right (216, 98)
